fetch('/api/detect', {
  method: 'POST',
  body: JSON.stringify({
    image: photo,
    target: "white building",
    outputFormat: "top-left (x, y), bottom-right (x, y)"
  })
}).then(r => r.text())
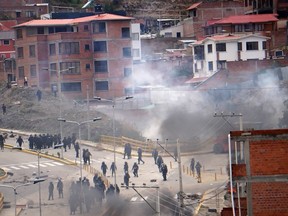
top-left (190, 34), bottom-right (269, 77)
top-left (131, 23), bottom-right (142, 62)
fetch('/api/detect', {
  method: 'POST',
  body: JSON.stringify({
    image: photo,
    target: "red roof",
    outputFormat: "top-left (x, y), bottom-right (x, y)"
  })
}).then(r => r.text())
top-left (14, 13), bottom-right (134, 27)
top-left (0, 20), bottom-right (17, 31)
top-left (209, 14), bottom-right (278, 26)
top-left (187, 2), bottom-right (202, 10)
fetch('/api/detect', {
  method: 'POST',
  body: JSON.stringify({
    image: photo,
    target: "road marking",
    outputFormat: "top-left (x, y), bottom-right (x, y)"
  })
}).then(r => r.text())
top-left (52, 162), bottom-right (63, 166)
top-left (140, 196), bottom-right (148, 201)
top-left (19, 166), bottom-right (29, 169)
top-left (130, 197), bottom-right (138, 202)
top-left (10, 166), bottom-right (20, 170)
top-left (39, 164), bottom-right (47, 167)
top-left (130, 196), bottom-right (149, 202)
top-left (28, 164), bottom-right (37, 168)
top-left (43, 163), bottom-right (56, 166)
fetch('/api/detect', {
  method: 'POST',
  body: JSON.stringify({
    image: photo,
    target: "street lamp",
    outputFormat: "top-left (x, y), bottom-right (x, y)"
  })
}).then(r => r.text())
top-left (58, 117), bottom-right (101, 214)
top-left (43, 66), bottom-right (74, 158)
top-left (94, 96), bottom-right (133, 187)
top-left (57, 117), bottom-right (101, 180)
top-left (0, 178), bottom-right (46, 216)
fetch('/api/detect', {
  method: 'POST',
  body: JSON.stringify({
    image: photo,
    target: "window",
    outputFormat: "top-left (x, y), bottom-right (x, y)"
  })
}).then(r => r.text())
top-left (37, 27), bottom-right (44, 34)
top-left (29, 45), bottom-right (36, 57)
top-left (16, 29), bottom-right (23, 39)
top-left (18, 66), bottom-right (24, 78)
top-left (207, 44), bottom-right (212, 53)
top-left (95, 81), bottom-right (109, 90)
top-left (30, 65), bottom-right (37, 77)
top-left (17, 47), bottom-right (24, 58)
top-left (132, 33), bottom-right (139, 41)
top-left (208, 61), bottom-right (213, 71)
top-left (123, 47), bottom-right (131, 57)
top-left (49, 44), bottom-right (56, 55)
top-left (244, 24), bottom-right (252, 32)
top-left (124, 87), bottom-right (133, 95)
top-left (60, 62), bottom-right (80, 74)
top-left (124, 68), bottom-right (132, 77)
top-left (48, 27), bottom-right (55, 34)
top-left (262, 41), bottom-right (266, 50)
top-left (84, 25), bottom-right (89, 32)
top-left (3, 40), bottom-right (9, 45)
top-left (246, 42), bottom-right (258, 50)
top-left (93, 22), bottom-right (106, 33)
top-left (94, 60), bottom-right (108, 73)
top-left (59, 42), bottom-right (79, 55)
top-left (216, 43), bottom-right (226, 52)
top-left (217, 61), bottom-right (226, 69)
top-left (255, 24), bottom-right (264, 31)
top-left (50, 63), bottom-right (57, 76)
top-left (85, 44), bottom-right (90, 51)
top-left (16, 11), bottom-right (21, 18)
top-left (62, 82), bottom-right (81, 92)
top-left (164, 32), bottom-right (172, 38)
top-left (238, 42), bottom-right (242, 51)
top-left (122, 27), bottom-right (130, 38)
top-left (234, 25), bottom-right (243, 32)
top-left (132, 49), bottom-right (140, 58)
top-left (94, 41), bottom-right (107, 52)
top-left (86, 64), bottom-right (91, 70)
top-left (26, 11), bottom-right (36, 18)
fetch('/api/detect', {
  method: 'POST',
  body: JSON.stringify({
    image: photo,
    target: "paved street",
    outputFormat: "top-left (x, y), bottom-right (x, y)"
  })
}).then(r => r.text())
top-left (0, 135), bottom-right (229, 215)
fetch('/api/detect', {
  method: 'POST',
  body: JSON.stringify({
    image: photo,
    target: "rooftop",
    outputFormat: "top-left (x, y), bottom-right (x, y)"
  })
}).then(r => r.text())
top-left (14, 13), bottom-right (134, 28)
top-left (207, 14), bottom-right (278, 26)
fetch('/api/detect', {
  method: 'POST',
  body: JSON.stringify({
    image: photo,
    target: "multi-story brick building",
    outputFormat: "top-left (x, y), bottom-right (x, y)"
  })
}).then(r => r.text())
top-left (184, 1), bottom-right (245, 39)
top-left (223, 129), bottom-right (288, 216)
top-left (0, 0), bottom-right (49, 24)
top-left (13, 13), bottom-right (135, 99)
top-left (0, 20), bottom-right (17, 83)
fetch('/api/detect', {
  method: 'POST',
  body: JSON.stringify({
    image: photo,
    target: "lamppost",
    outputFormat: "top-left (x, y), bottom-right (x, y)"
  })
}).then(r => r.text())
top-left (57, 117), bottom-right (102, 180)
top-left (58, 117), bottom-right (101, 214)
top-left (0, 178), bottom-right (46, 216)
top-left (43, 66), bottom-right (74, 158)
top-left (94, 96), bottom-right (133, 187)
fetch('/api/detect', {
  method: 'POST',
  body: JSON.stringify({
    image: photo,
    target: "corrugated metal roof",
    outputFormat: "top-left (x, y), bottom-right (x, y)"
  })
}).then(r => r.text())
top-left (210, 14), bottom-right (278, 25)
top-left (14, 13), bottom-right (133, 28)
top-left (187, 2), bottom-right (202, 10)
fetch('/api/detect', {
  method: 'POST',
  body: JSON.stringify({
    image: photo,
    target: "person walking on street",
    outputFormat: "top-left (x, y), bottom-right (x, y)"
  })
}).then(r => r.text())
top-left (137, 147), bottom-right (145, 164)
top-left (190, 158), bottom-right (195, 176)
top-left (195, 161), bottom-right (202, 183)
top-left (160, 163), bottom-right (168, 181)
top-left (101, 161), bottom-right (108, 176)
top-left (0, 134), bottom-right (5, 151)
top-left (57, 178), bottom-right (64, 198)
top-left (16, 135), bottom-right (24, 148)
top-left (2, 104), bottom-right (6, 115)
top-left (156, 155), bottom-right (163, 172)
top-left (110, 162), bottom-right (117, 177)
top-left (124, 161), bottom-right (129, 173)
top-left (48, 182), bottom-right (54, 200)
top-left (124, 171), bottom-right (130, 189)
top-left (74, 142), bottom-right (80, 158)
top-left (132, 162), bottom-right (139, 177)
top-left (152, 148), bottom-right (158, 164)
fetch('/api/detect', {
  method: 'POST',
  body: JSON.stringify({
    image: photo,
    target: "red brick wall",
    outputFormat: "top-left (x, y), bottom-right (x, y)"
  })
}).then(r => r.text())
top-left (250, 139), bottom-right (288, 175)
top-left (251, 182), bottom-right (288, 216)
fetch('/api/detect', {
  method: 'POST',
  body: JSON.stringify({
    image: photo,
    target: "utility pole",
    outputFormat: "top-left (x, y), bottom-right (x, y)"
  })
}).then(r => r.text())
top-left (177, 139), bottom-right (184, 216)
top-left (86, 85), bottom-right (90, 140)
